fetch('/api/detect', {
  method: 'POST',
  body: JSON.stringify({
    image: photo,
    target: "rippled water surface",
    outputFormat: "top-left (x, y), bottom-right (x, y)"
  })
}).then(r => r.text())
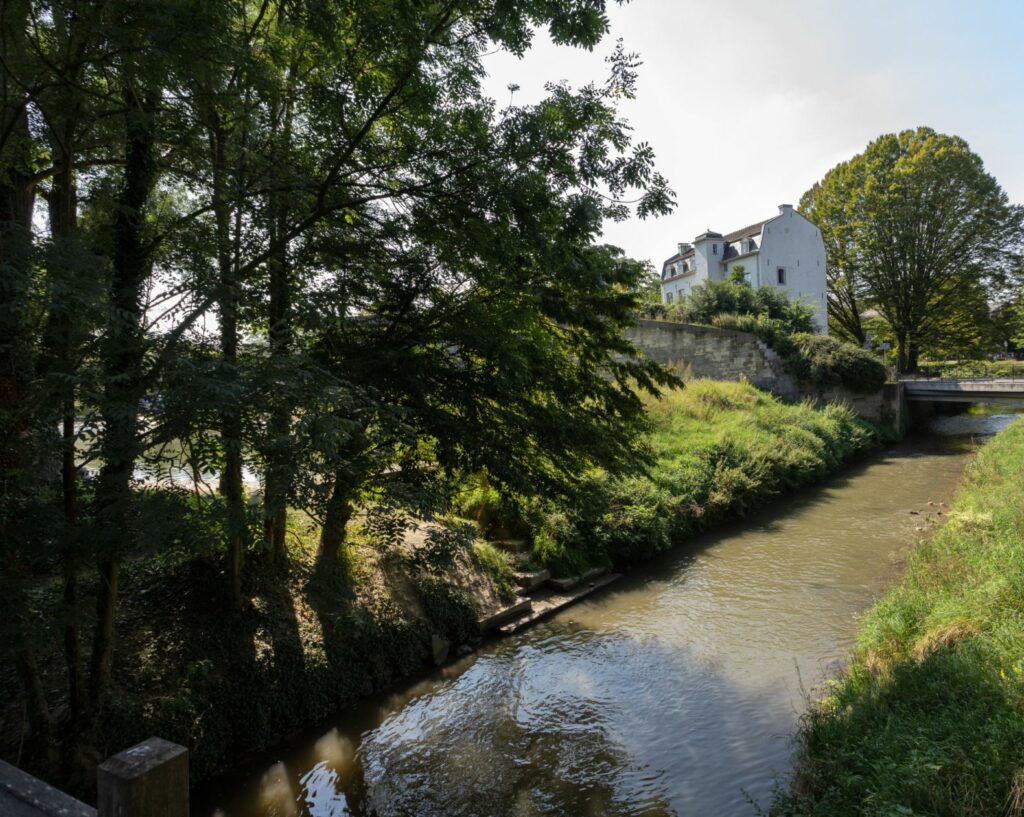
top-left (201, 412), bottom-right (1021, 817)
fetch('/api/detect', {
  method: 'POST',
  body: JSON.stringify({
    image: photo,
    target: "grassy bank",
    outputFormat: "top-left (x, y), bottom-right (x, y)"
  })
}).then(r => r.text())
top-left (518, 380), bottom-right (882, 577)
top-left (1, 380), bottom-right (883, 796)
top-left (775, 418), bottom-right (1024, 817)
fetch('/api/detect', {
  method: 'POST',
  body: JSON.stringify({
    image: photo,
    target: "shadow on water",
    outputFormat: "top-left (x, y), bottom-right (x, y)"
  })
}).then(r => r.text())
top-left (212, 623), bottom-right (792, 817)
top-left (197, 413), bottom-right (1021, 817)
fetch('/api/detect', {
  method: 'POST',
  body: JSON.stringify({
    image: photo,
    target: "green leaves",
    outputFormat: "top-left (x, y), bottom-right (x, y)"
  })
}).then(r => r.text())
top-left (801, 127), bottom-right (1024, 370)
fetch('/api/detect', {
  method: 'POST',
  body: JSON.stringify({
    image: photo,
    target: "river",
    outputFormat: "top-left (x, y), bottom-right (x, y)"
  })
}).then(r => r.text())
top-left (200, 411), bottom-right (1021, 817)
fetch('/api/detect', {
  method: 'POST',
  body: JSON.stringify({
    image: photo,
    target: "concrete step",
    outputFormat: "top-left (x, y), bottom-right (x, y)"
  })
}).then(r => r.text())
top-left (477, 597), bottom-right (532, 633)
top-left (513, 568), bottom-right (550, 593)
top-left (547, 566), bottom-right (607, 592)
top-left (497, 573), bottom-right (622, 636)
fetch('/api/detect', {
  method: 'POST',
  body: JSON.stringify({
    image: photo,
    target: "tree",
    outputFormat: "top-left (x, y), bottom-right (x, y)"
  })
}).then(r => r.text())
top-left (802, 128), bottom-right (1023, 372)
top-left (0, 0), bottom-right (675, 773)
top-left (800, 162), bottom-right (868, 344)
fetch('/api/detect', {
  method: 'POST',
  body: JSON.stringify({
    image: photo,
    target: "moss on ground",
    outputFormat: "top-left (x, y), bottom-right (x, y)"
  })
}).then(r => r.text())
top-left (774, 418), bottom-right (1024, 817)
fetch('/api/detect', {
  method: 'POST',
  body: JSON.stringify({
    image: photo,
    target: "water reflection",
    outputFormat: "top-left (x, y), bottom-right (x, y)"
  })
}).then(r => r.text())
top-left (202, 414), bottom-right (1020, 817)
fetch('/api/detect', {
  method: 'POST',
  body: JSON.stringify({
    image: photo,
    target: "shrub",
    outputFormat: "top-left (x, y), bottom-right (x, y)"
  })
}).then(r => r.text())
top-left (454, 471), bottom-right (528, 537)
top-left (643, 276), bottom-right (817, 335)
top-left (786, 334), bottom-right (888, 393)
top-left (712, 314), bottom-right (887, 394)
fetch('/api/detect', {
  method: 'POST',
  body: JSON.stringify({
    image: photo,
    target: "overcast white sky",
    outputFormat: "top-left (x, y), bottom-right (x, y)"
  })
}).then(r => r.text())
top-left (481, 0), bottom-right (1024, 267)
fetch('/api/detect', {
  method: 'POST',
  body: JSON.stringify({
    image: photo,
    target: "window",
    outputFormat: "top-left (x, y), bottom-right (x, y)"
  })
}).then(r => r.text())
top-left (712, 243), bottom-right (718, 255)
top-left (666, 291), bottom-right (674, 304)
top-left (777, 267), bottom-right (786, 285)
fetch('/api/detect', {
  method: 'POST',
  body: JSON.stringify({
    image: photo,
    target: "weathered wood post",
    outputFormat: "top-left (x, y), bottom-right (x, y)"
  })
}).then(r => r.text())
top-left (97, 737), bottom-right (188, 817)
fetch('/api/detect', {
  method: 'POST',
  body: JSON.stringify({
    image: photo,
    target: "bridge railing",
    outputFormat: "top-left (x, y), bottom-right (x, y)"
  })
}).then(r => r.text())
top-left (899, 376), bottom-right (1024, 385)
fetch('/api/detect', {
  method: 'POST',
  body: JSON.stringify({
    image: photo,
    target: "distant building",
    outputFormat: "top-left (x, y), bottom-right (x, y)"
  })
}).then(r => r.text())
top-left (660, 204), bottom-right (828, 334)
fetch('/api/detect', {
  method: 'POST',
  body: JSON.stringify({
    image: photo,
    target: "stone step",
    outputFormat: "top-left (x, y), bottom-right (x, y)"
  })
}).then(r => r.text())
top-left (491, 538), bottom-right (530, 554)
top-left (497, 573), bottom-right (622, 636)
top-left (546, 566), bottom-right (607, 592)
top-left (513, 568), bottom-right (550, 593)
top-left (477, 597), bottom-right (532, 633)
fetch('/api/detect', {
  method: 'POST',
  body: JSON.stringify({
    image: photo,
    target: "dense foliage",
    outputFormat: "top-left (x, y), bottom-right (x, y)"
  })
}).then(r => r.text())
top-left (800, 127), bottom-right (1024, 371)
top-left (0, 0), bottom-right (675, 781)
top-left (712, 314), bottom-right (888, 395)
top-left (639, 275), bottom-right (887, 394)
top-left (775, 419), bottom-right (1024, 817)
top-left (643, 272), bottom-right (818, 335)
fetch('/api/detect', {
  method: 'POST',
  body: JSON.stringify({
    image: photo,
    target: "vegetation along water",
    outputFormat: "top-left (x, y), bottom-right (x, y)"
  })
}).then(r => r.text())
top-left (197, 411), bottom-right (1019, 817)
top-left (774, 413), bottom-right (1024, 817)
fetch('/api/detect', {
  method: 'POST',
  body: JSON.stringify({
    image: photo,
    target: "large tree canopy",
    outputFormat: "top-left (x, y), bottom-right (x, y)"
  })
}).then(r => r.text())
top-left (0, 0), bottom-right (673, 771)
top-left (801, 127), bottom-right (1023, 371)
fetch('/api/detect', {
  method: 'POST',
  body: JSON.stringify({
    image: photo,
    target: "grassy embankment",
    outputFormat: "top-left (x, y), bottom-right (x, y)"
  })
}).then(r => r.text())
top-left (774, 418), bottom-right (1024, 817)
top-left (518, 380), bottom-right (883, 576)
top-left (0, 380), bottom-right (883, 793)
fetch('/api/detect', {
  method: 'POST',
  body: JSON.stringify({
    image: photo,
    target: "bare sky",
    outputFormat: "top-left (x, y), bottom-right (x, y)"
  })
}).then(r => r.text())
top-left (481, 0), bottom-right (1024, 268)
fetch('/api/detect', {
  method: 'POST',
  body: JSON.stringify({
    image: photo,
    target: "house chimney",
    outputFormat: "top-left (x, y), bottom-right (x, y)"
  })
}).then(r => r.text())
top-left (677, 242), bottom-right (692, 255)
top-left (778, 203), bottom-right (793, 215)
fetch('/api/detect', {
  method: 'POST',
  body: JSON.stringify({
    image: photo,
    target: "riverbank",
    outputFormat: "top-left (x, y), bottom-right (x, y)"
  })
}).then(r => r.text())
top-left (524, 379), bottom-right (885, 576)
top-left (0, 380), bottom-right (885, 799)
top-left (774, 417), bottom-right (1024, 817)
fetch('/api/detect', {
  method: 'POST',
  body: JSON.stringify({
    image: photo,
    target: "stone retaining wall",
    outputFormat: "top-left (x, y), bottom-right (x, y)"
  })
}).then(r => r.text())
top-left (623, 319), bottom-right (793, 392)
top-left (626, 319), bottom-right (900, 429)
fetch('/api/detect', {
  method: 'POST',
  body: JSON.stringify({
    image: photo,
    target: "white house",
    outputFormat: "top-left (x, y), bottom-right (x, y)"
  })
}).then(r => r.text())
top-left (660, 204), bottom-right (828, 334)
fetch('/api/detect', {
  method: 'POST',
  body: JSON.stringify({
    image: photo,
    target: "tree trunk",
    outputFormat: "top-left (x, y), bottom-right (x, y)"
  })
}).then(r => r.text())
top-left (907, 340), bottom-right (920, 375)
top-left (0, 0), bottom-right (54, 763)
top-left (89, 83), bottom-right (158, 719)
top-left (317, 472), bottom-right (353, 574)
top-left (896, 332), bottom-right (909, 374)
top-left (212, 121), bottom-right (247, 608)
top-left (47, 133), bottom-right (87, 730)
top-left (263, 74), bottom-right (294, 562)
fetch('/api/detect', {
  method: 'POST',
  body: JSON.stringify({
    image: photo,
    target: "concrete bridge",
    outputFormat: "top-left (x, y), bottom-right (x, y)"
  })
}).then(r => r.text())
top-left (901, 377), bottom-right (1024, 404)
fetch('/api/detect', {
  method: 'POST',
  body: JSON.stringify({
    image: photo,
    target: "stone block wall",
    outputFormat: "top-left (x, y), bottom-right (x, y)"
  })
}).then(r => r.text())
top-left (623, 319), bottom-right (792, 392)
top-left (625, 319), bottom-right (899, 430)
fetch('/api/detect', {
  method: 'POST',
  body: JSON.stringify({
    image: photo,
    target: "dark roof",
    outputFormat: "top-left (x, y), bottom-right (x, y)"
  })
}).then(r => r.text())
top-left (662, 247), bottom-right (695, 267)
top-left (695, 230), bottom-right (723, 240)
top-left (723, 218), bottom-right (771, 243)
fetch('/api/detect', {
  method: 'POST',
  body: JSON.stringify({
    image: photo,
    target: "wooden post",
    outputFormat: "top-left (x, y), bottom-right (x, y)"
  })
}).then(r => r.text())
top-left (97, 737), bottom-right (188, 817)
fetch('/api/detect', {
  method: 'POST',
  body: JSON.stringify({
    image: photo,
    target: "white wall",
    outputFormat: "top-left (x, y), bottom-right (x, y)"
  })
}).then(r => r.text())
top-left (661, 209), bottom-right (828, 332)
top-left (757, 207), bottom-right (828, 333)
top-left (723, 252), bottom-right (760, 286)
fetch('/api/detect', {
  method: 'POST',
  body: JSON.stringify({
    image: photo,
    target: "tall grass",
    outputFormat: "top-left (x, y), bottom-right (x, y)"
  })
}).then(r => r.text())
top-left (530, 380), bottom-right (881, 575)
top-left (775, 419), bottom-right (1024, 817)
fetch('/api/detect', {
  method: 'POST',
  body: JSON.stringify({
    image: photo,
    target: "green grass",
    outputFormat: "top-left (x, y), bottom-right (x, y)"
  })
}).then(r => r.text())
top-left (774, 418), bottom-right (1024, 817)
top-left (529, 380), bottom-right (882, 574)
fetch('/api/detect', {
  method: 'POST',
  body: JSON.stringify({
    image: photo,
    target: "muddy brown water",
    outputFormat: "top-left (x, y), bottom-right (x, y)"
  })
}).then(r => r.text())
top-left (199, 412), bottom-right (1021, 817)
